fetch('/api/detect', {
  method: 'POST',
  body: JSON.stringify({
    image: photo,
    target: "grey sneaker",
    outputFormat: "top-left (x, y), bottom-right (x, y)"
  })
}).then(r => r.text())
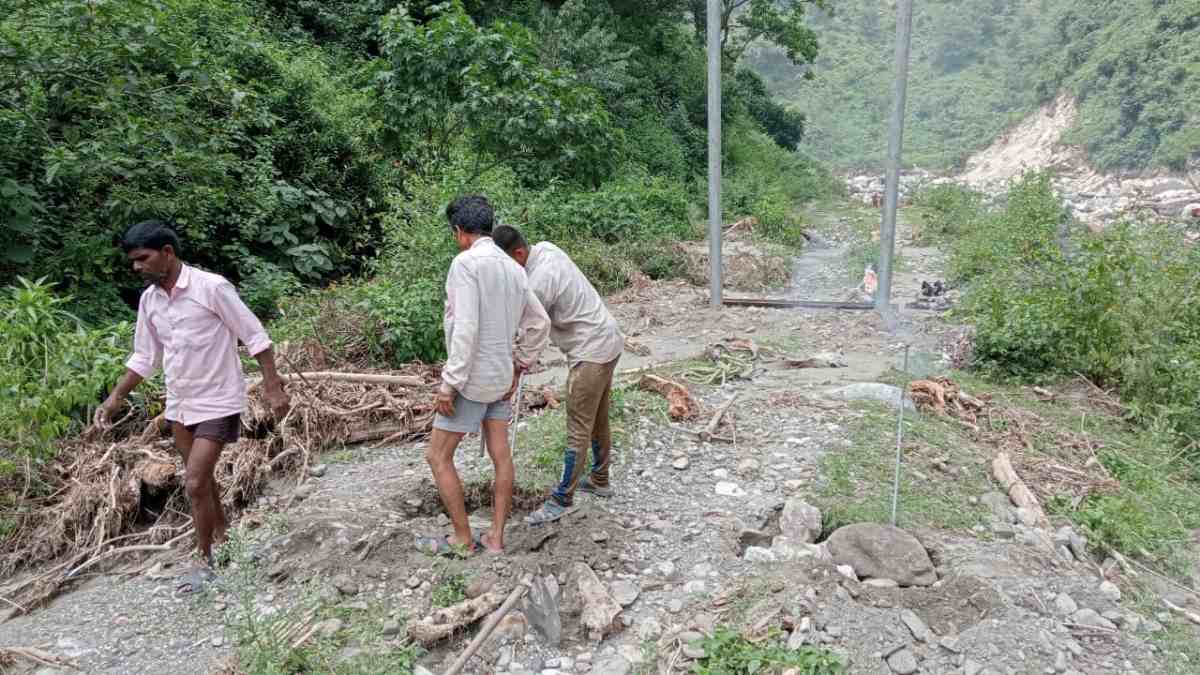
top-left (524, 500), bottom-right (576, 525)
top-left (578, 478), bottom-right (613, 498)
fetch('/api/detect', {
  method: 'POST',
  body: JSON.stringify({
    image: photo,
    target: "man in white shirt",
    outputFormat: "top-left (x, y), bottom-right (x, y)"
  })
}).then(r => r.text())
top-left (418, 197), bottom-right (550, 556)
top-left (492, 226), bottom-right (625, 524)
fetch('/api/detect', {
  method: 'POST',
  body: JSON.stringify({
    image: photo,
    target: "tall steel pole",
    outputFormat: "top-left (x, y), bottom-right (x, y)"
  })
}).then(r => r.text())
top-left (706, 0), bottom-right (723, 307)
top-left (876, 0), bottom-right (914, 315)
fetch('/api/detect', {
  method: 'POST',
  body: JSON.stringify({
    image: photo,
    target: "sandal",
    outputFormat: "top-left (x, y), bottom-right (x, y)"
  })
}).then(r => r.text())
top-left (473, 531), bottom-right (504, 556)
top-left (523, 500), bottom-right (576, 526)
top-left (415, 534), bottom-right (472, 558)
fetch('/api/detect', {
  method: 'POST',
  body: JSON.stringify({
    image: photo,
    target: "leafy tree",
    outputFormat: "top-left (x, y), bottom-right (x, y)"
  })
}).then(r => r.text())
top-left (735, 69), bottom-right (804, 150)
top-left (375, 0), bottom-right (616, 185)
top-left (686, 0), bottom-right (824, 67)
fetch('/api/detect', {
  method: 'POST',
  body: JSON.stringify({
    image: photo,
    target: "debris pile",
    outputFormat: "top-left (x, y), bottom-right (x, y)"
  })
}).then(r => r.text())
top-left (0, 364), bottom-right (439, 618)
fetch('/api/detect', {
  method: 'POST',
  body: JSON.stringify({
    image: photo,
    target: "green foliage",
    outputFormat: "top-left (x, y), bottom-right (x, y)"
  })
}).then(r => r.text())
top-left (0, 0), bottom-right (389, 321)
top-left (353, 278), bottom-right (447, 365)
top-left (911, 183), bottom-right (983, 245)
top-left (734, 70), bottom-right (805, 151)
top-left (750, 0), bottom-right (1200, 172)
top-left (0, 278), bottom-right (129, 459)
top-left (687, 0), bottom-right (824, 67)
top-left (376, 0), bottom-right (616, 185)
top-left (691, 627), bottom-right (843, 675)
top-left (430, 564), bottom-right (469, 608)
top-left (949, 176), bottom-right (1200, 449)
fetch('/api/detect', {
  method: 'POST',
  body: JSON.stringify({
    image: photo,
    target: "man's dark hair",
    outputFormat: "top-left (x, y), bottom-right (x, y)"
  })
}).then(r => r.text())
top-left (492, 225), bottom-right (527, 254)
top-left (121, 219), bottom-right (182, 254)
top-left (445, 195), bottom-right (494, 235)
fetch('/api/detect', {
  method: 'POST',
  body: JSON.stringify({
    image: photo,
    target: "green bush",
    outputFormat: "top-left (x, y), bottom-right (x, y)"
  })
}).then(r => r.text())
top-left (912, 183), bottom-right (984, 244)
top-left (0, 279), bottom-right (130, 460)
top-left (353, 278), bottom-right (446, 365)
top-left (947, 172), bottom-right (1064, 284)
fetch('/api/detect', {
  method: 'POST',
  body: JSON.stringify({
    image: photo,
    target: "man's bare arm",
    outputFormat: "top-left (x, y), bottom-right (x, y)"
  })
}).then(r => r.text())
top-left (253, 347), bottom-right (291, 420)
top-left (93, 369), bottom-right (144, 429)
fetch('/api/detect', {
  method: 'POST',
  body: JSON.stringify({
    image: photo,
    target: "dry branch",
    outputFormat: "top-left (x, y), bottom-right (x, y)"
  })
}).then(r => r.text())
top-left (700, 393), bottom-right (739, 443)
top-left (444, 579), bottom-right (531, 675)
top-left (993, 452), bottom-right (1049, 528)
top-left (250, 371), bottom-right (426, 388)
top-left (407, 592), bottom-right (505, 646)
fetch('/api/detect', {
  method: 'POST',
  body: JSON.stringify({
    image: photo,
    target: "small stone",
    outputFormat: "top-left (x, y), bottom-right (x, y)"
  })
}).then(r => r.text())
top-left (317, 618), bottom-right (344, 639)
top-left (591, 531), bottom-right (610, 543)
top-left (736, 459), bottom-right (760, 475)
top-left (406, 575), bottom-right (422, 589)
top-left (836, 565), bottom-right (857, 581)
top-left (682, 645), bottom-right (706, 659)
top-left (964, 660), bottom-right (984, 675)
top-left (885, 647), bottom-right (919, 674)
top-left (683, 580), bottom-right (707, 594)
top-left (899, 609), bottom-right (932, 642)
top-left (1054, 651), bottom-right (1068, 673)
top-left (938, 636), bottom-right (961, 654)
top-left (381, 619), bottom-right (401, 637)
top-left (863, 578), bottom-right (899, 588)
top-left (591, 655), bottom-right (631, 675)
top-left (610, 580), bottom-right (640, 607)
top-left (1098, 581), bottom-right (1122, 602)
top-left (1054, 593), bottom-right (1078, 616)
top-left (466, 573), bottom-right (500, 599)
top-left (715, 481), bottom-right (746, 497)
top-left (673, 457), bottom-right (690, 470)
top-left (744, 547), bottom-right (777, 563)
top-left (657, 561), bottom-right (677, 577)
top-left (980, 492), bottom-right (1016, 523)
top-left (308, 464), bottom-right (328, 478)
top-left (210, 635), bottom-right (224, 647)
top-left (991, 521), bottom-right (1016, 540)
top-left (668, 599), bottom-right (684, 613)
top-left (332, 573), bottom-right (358, 596)
top-left (1071, 608), bottom-right (1117, 631)
top-left (637, 618), bottom-right (663, 640)
top-left (293, 483), bottom-right (315, 500)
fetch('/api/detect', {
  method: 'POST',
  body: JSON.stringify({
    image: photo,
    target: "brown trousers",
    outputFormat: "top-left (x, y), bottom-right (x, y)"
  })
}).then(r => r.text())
top-left (551, 356), bottom-right (619, 507)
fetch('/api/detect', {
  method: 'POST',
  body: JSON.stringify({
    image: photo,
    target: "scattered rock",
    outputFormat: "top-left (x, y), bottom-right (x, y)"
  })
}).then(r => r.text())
top-left (779, 498), bottom-right (823, 544)
top-left (316, 618), bottom-right (344, 639)
top-left (1071, 608), bottom-right (1117, 631)
top-left (609, 580), bottom-right (640, 607)
top-left (332, 573), bottom-right (358, 596)
top-left (836, 565), bottom-right (858, 581)
top-left (523, 575), bottom-right (562, 646)
top-left (381, 619), bottom-right (401, 637)
top-left (826, 523), bottom-right (937, 587)
top-left (863, 578), bottom-right (900, 588)
top-left (637, 618), bottom-right (663, 641)
top-left (828, 383), bottom-right (916, 411)
top-left (1054, 593), bottom-right (1079, 616)
top-left (899, 609), bottom-right (932, 642)
top-left (673, 457), bottom-right (691, 470)
top-left (738, 529), bottom-right (774, 549)
top-left (744, 547), bottom-right (777, 563)
top-left (682, 644), bottom-right (706, 659)
top-left (293, 483), bottom-right (316, 501)
top-left (308, 464), bottom-right (328, 478)
top-left (575, 563), bottom-right (623, 641)
top-left (715, 482), bottom-right (746, 497)
top-left (1099, 580), bottom-right (1122, 602)
top-left (736, 458), bottom-right (760, 476)
top-left (991, 521), bottom-right (1015, 540)
top-left (773, 538), bottom-right (828, 562)
top-left (406, 575), bottom-right (422, 590)
top-left (592, 655), bottom-right (631, 675)
top-left (1015, 507), bottom-right (1041, 527)
top-left (591, 530), bottom-right (610, 544)
top-left (885, 647), bottom-right (919, 674)
top-left (493, 611), bottom-right (528, 641)
top-left (980, 491), bottom-right (1016, 523)
top-left (668, 599), bottom-right (684, 613)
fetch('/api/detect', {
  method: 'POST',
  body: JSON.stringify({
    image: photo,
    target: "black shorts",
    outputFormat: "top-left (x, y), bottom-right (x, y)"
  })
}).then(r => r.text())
top-left (169, 413), bottom-right (241, 444)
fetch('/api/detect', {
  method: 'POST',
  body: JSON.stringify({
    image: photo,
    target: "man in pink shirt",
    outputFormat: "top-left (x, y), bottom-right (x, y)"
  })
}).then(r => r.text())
top-left (93, 220), bottom-right (290, 579)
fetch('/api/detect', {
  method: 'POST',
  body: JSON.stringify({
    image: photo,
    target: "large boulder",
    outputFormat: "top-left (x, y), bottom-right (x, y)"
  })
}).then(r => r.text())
top-left (825, 523), bottom-right (937, 587)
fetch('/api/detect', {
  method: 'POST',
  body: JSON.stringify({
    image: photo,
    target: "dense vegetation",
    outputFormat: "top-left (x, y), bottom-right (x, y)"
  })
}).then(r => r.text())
top-left (750, 0), bottom-right (1200, 172)
top-left (0, 0), bottom-right (838, 460)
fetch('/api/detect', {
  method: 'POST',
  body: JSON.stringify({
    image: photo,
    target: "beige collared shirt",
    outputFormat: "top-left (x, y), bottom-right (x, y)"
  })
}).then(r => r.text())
top-left (126, 264), bottom-right (272, 425)
top-left (525, 242), bottom-right (624, 367)
top-left (442, 237), bottom-right (550, 403)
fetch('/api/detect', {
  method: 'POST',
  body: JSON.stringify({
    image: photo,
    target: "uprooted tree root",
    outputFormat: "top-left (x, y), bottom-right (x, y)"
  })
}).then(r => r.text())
top-left (0, 364), bottom-right (439, 620)
top-left (908, 376), bottom-right (1121, 507)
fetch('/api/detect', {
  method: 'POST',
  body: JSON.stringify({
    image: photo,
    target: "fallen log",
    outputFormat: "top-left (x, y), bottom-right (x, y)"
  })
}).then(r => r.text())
top-left (0, 646), bottom-right (78, 671)
top-left (444, 578), bottom-right (531, 675)
top-left (1163, 598), bottom-right (1200, 626)
top-left (638, 374), bottom-right (698, 421)
top-left (992, 452), bottom-right (1049, 528)
top-left (407, 591), bottom-right (505, 646)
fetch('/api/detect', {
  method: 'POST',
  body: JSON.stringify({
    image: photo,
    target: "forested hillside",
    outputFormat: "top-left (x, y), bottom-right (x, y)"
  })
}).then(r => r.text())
top-left (750, 0), bottom-right (1200, 172)
top-left (0, 0), bottom-right (837, 459)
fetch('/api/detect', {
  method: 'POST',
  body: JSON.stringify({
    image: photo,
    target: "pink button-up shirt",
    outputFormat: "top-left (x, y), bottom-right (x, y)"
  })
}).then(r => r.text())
top-left (126, 264), bottom-right (272, 426)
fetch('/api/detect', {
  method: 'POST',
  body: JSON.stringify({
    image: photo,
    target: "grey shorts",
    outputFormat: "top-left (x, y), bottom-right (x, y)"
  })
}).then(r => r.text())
top-left (433, 394), bottom-right (512, 434)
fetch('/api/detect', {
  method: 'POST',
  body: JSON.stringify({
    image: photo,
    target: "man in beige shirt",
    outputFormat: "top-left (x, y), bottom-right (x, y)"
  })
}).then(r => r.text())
top-left (493, 226), bottom-right (625, 524)
top-left (419, 197), bottom-right (550, 556)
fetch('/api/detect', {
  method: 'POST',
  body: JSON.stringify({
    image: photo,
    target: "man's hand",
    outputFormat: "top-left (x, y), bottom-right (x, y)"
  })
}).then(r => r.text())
top-left (505, 366), bottom-right (523, 401)
top-left (264, 383), bottom-right (291, 420)
top-left (435, 383), bottom-right (456, 417)
top-left (92, 398), bottom-right (121, 431)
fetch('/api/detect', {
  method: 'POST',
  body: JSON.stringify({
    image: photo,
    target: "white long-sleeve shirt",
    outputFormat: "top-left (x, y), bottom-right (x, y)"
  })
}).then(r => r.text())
top-left (442, 237), bottom-right (550, 403)
top-left (525, 242), bottom-right (624, 367)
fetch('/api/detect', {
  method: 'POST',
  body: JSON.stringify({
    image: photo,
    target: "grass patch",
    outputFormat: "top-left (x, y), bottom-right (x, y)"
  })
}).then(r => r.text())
top-left (692, 627), bottom-right (843, 674)
top-left (430, 562), bottom-right (469, 608)
top-left (816, 399), bottom-right (992, 533)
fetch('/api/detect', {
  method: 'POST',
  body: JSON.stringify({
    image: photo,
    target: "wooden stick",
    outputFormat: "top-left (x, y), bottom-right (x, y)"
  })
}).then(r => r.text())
top-left (443, 579), bottom-right (531, 675)
top-left (992, 451), bottom-right (1049, 528)
top-left (701, 393), bottom-right (739, 442)
top-left (64, 528), bottom-right (194, 580)
top-left (1163, 598), bottom-right (1200, 626)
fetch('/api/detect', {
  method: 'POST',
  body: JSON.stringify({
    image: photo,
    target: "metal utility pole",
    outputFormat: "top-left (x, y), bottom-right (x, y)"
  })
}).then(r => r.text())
top-left (876, 0), bottom-right (915, 315)
top-left (706, 0), bottom-right (723, 307)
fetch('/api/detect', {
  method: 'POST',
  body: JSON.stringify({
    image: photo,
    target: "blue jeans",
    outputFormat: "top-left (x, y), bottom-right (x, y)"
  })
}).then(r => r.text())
top-left (551, 440), bottom-right (607, 507)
